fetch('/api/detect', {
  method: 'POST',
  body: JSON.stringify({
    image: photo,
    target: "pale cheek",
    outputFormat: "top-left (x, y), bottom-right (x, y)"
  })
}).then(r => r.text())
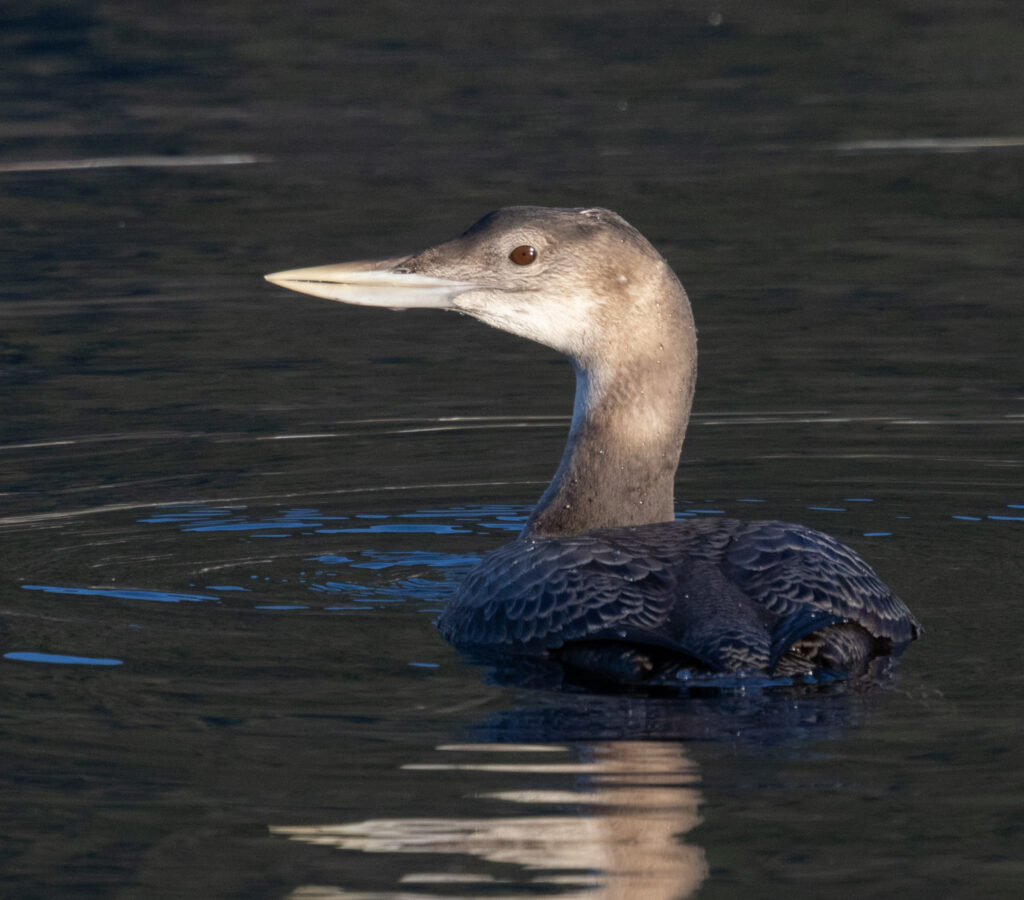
top-left (456, 294), bottom-right (596, 357)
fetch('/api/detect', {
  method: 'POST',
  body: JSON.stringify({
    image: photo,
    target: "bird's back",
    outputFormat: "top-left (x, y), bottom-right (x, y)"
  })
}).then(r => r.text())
top-left (438, 518), bottom-right (920, 686)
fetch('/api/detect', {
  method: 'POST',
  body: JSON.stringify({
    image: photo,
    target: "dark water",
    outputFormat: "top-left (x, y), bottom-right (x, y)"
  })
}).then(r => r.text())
top-left (2, 2), bottom-right (1023, 897)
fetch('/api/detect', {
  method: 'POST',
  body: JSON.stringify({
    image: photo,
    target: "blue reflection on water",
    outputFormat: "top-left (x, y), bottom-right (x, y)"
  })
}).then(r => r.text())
top-left (138, 505), bottom-right (525, 536)
top-left (5, 651), bottom-right (123, 666)
top-left (317, 523), bottom-right (471, 534)
top-left (189, 522), bottom-right (326, 532)
top-left (139, 507), bottom-right (347, 533)
top-left (22, 585), bottom-right (217, 603)
top-left (349, 550), bottom-right (479, 570)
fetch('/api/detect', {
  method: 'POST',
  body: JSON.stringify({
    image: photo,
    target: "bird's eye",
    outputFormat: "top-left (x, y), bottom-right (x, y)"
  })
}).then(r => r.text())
top-left (509, 244), bottom-right (538, 266)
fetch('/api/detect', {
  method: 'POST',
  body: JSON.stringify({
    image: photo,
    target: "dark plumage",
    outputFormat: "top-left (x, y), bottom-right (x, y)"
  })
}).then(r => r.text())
top-left (439, 518), bottom-right (918, 684)
top-left (266, 206), bottom-right (920, 687)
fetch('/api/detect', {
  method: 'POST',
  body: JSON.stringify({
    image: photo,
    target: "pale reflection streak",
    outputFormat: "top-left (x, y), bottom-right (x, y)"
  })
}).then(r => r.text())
top-left (272, 741), bottom-right (706, 899)
top-left (831, 136), bottom-right (1024, 153)
top-left (0, 153), bottom-right (266, 173)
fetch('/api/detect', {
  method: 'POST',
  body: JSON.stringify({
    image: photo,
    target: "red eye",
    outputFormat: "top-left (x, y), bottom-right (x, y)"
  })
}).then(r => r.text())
top-left (509, 244), bottom-right (538, 265)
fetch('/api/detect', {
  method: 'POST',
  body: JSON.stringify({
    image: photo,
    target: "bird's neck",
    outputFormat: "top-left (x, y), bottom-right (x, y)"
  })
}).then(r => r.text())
top-left (524, 334), bottom-right (696, 539)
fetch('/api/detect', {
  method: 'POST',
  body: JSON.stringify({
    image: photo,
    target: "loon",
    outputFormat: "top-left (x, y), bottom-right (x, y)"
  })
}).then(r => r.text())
top-left (266, 206), bottom-right (920, 686)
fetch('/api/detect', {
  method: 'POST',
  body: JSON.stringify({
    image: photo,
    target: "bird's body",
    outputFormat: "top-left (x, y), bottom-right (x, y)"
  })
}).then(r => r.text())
top-left (267, 206), bottom-right (920, 686)
top-left (441, 518), bottom-right (915, 685)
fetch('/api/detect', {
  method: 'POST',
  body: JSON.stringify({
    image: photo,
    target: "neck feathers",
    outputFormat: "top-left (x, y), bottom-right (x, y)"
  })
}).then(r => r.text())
top-left (525, 276), bottom-right (696, 538)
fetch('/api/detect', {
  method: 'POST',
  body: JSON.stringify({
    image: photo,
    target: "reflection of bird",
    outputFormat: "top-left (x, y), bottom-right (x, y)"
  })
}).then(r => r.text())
top-left (267, 206), bottom-right (920, 685)
top-left (271, 741), bottom-right (708, 900)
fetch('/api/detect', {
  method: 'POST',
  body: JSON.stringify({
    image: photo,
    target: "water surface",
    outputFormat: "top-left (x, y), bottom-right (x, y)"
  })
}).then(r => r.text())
top-left (2, 2), bottom-right (1023, 897)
